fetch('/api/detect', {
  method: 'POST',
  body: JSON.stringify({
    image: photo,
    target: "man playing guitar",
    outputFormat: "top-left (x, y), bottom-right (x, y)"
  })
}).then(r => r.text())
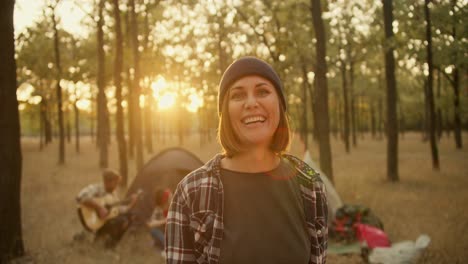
top-left (76, 169), bottom-right (139, 248)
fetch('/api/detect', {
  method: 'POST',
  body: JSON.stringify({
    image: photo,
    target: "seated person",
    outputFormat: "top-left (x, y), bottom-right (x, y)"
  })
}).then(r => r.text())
top-left (146, 188), bottom-right (172, 249)
top-left (76, 169), bottom-right (138, 248)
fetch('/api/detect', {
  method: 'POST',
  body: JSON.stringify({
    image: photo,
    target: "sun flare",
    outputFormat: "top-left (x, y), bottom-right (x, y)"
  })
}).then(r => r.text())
top-left (187, 93), bottom-right (204, 113)
top-left (151, 76), bottom-right (167, 97)
top-left (151, 76), bottom-right (177, 110)
top-left (158, 93), bottom-right (177, 110)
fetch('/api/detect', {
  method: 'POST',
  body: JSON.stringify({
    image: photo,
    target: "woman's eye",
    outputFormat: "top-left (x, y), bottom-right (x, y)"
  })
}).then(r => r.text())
top-left (230, 92), bottom-right (244, 100)
top-left (257, 89), bottom-right (270, 97)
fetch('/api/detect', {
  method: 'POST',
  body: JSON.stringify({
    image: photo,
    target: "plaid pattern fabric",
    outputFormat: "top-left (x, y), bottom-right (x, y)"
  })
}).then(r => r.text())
top-left (165, 154), bottom-right (328, 264)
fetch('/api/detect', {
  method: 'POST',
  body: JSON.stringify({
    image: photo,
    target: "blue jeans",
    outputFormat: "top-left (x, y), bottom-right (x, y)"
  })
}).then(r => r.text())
top-left (150, 228), bottom-right (165, 249)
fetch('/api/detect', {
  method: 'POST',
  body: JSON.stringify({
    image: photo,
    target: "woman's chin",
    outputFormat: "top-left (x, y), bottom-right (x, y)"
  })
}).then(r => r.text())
top-left (240, 136), bottom-right (273, 149)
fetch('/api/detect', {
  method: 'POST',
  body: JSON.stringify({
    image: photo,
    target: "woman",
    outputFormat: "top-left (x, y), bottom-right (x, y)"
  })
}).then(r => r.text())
top-left (147, 188), bottom-right (172, 250)
top-left (165, 57), bottom-right (328, 264)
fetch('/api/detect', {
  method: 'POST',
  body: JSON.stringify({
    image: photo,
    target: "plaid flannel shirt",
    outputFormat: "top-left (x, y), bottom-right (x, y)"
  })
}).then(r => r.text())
top-left (76, 183), bottom-right (108, 202)
top-left (165, 154), bottom-right (328, 264)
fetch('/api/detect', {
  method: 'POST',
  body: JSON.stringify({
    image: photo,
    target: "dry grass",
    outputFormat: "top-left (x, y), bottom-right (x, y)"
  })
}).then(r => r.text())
top-left (18, 131), bottom-right (468, 263)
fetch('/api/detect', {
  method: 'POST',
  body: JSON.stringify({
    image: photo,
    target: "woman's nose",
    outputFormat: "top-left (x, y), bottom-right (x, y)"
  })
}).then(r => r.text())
top-left (244, 93), bottom-right (258, 109)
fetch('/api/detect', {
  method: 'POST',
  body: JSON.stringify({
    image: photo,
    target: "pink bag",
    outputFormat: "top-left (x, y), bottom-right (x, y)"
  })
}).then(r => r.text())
top-left (355, 223), bottom-right (391, 249)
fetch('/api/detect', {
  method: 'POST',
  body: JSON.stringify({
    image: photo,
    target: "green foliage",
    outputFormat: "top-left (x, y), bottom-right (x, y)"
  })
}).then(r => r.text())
top-left (15, 0), bottom-right (468, 136)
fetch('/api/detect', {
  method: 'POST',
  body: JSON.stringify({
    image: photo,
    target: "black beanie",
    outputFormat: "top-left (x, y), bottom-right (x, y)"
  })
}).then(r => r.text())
top-left (217, 56), bottom-right (287, 115)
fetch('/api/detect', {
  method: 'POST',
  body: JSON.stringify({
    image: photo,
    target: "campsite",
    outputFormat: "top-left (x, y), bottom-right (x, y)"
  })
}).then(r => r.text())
top-left (3, 0), bottom-right (468, 263)
top-left (16, 132), bottom-right (468, 263)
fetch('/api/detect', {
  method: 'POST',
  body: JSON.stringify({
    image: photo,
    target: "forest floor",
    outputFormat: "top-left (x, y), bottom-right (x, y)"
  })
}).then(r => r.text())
top-left (15, 131), bottom-right (468, 264)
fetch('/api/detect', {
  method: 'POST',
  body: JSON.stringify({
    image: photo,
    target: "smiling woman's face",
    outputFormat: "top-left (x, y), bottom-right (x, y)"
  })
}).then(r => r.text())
top-left (227, 75), bottom-right (280, 149)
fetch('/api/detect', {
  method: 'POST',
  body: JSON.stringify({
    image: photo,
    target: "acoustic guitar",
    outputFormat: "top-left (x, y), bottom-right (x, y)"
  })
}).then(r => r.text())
top-left (78, 190), bottom-right (143, 232)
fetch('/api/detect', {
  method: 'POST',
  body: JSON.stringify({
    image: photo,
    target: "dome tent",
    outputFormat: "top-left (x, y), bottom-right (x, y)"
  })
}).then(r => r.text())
top-left (126, 147), bottom-right (204, 224)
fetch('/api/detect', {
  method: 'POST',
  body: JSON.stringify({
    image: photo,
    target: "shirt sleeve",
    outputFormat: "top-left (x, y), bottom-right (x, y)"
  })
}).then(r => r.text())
top-left (312, 181), bottom-right (328, 264)
top-left (165, 184), bottom-right (197, 264)
top-left (76, 184), bottom-right (100, 202)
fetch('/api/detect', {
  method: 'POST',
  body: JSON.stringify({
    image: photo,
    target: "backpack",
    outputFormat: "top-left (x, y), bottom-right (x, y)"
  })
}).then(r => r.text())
top-left (330, 204), bottom-right (384, 242)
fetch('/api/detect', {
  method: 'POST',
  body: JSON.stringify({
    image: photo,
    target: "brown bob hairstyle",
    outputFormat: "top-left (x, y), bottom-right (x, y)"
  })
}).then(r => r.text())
top-left (217, 87), bottom-right (291, 158)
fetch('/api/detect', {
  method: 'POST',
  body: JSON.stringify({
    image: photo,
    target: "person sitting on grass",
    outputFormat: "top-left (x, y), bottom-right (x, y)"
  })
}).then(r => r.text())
top-left (147, 188), bottom-right (172, 250)
top-left (76, 169), bottom-right (139, 249)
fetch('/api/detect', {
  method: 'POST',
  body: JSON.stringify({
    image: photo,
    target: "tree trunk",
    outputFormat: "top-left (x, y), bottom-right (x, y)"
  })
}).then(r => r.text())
top-left (300, 62), bottom-right (309, 150)
top-left (383, 0), bottom-right (399, 181)
top-left (349, 60), bottom-right (357, 147)
top-left (436, 69), bottom-right (443, 139)
top-left (340, 60), bottom-right (350, 153)
top-left (90, 100), bottom-right (95, 143)
top-left (451, 0), bottom-right (462, 149)
top-left (129, 0), bottom-right (144, 170)
top-left (371, 101), bottom-right (376, 138)
top-left (310, 0), bottom-right (334, 182)
top-left (452, 67), bottom-right (462, 148)
top-left (97, 0), bottom-right (109, 168)
top-left (145, 94), bottom-right (154, 153)
top-left (74, 102), bottom-right (80, 153)
top-left (142, 8), bottom-right (153, 155)
top-left (177, 80), bottom-right (184, 146)
top-left (399, 101), bottom-right (405, 138)
top-left (335, 92), bottom-right (342, 140)
top-left (127, 68), bottom-right (135, 159)
top-left (0, 0), bottom-right (25, 260)
top-left (358, 96), bottom-right (364, 139)
top-left (125, 8), bottom-right (135, 159)
top-left (378, 97), bottom-right (384, 140)
top-left (41, 99), bottom-right (52, 145)
top-left (51, 3), bottom-right (65, 165)
top-left (66, 111), bottom-right (71, 143)
top-left (112, 0), bottom-right (128, 185)
top-left (424, 0), bottom-right (440, 170)
top-left (39, 103), bottom-right (44, 149)
top-left (306, 79), bottom-right (318, 143)
top-left (378, 74), bottom-right (384, 140)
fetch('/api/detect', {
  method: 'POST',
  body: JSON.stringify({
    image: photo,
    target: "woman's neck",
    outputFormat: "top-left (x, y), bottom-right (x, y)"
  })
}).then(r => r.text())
top-left (222, 148), bottom-right (280, 173)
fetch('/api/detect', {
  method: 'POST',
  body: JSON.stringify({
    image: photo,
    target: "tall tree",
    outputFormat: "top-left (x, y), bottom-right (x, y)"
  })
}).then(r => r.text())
top-left (0, 0), bottom-right (25, 261)
top-left (300, 60), bottom-right (309, 149)
top-left (112, 0), bottom-right (128, 185)
top-left (73, 100), bottom-right (80, 153)
top-left (310, 0), bottom-right (334, 182)
top-left (40, 98), bottom-right (52, 144)
top-left (450, 0), bottom-right (462, 149)
top-left (67, 41), bottom-right (81, 154)
top-left (348, 57), bottom-right (357, 146)
top-left (96, 0), bottom-right (109, 168)
top-left (129, 0), bottom-right (144, 169)
top-left (339, 51), bottom-right (351, 153)
top-left (382, 0), bottom-right (399, 181)
top-left (424, 0), bottom-right (440, 170)
top-left (141, 4), bottom-right (160, 154)
top-left (49, 0), bottom-right (65, 164)
top-left (124, 9), bottom-right (135, 159)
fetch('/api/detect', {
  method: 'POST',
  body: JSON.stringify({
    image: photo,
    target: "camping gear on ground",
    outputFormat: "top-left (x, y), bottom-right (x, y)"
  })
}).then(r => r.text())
top-left (368, 234), bottom-right (431, 264)
top-left (355, 223), bottom-right (390, 249)
top-left (126, 147), bottom-right (204, 225)
top-left (330, 204), bottom-right (384, 242)
top-left (303, 151), bottom-right (343, 224)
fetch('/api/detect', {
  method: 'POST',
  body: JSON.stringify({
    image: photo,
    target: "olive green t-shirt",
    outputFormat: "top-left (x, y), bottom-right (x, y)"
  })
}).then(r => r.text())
top-left (219, 159), bottom-right (310, 264)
